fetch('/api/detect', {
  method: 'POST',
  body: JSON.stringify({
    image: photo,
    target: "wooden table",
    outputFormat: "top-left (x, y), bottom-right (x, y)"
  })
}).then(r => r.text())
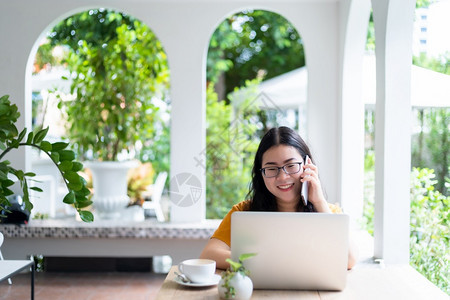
top-left (0, 260), bottom-right (35, 300)
top-left (155, 263), bottom-right (448, 299)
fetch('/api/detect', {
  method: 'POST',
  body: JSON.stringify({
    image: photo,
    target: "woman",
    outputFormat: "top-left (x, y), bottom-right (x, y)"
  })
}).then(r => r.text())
top-left (200, 126), bottom-right (358, 269)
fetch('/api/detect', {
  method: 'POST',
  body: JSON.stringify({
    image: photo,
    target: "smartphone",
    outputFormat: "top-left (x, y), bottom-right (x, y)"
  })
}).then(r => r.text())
top-left (301, 155), bottom-right (310, 205)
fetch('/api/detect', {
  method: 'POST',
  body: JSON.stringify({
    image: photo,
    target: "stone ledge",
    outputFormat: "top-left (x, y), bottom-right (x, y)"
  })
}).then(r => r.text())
top-left (0, 218), bottom-right (221, 240)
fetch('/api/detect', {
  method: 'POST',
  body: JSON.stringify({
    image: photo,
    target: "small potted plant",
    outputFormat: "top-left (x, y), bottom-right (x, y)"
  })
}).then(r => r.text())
top-left (218, 253), bottom-right (256, 300)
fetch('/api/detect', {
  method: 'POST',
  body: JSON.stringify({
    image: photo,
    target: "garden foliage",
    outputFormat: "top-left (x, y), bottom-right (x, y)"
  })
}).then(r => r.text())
top-left (205, 81), bottom-right (261, 219)
top-left (50, 9), bottom-right (170, 162)
top-left (361, 166), bottom-right (449, 294)
top-left (409, 168), bottom-right (449, 294)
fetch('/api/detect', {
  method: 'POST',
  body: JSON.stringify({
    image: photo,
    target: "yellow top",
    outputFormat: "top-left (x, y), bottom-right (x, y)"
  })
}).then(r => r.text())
top-left (211, 200), bottom-right (343, 247)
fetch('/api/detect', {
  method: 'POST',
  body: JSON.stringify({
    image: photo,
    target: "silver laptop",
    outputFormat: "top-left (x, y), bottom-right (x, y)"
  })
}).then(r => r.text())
top-left (231, 212), bottom-right (349, 291)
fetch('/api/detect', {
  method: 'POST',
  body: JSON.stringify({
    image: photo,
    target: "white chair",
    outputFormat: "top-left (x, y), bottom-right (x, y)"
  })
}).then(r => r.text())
top-left (142, 172), bottom-right (167, 222)
top-left (0, 232), bottom-right (12, 284)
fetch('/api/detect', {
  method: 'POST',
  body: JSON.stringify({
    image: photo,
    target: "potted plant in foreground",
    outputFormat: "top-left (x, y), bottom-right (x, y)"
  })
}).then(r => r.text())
top-left (218, 253), bottom-right (256, 300)
top-left (49, 10), bottom-right (170, 219)
top-left (0, 95), bottom-right (92, 222)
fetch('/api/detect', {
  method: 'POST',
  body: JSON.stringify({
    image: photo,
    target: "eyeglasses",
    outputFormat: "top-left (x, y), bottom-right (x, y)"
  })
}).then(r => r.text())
top-left (260, 162), bottom-right (303, 178)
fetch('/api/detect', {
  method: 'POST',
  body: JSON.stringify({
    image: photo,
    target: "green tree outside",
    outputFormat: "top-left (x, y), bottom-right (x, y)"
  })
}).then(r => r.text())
top-left (205, 10), bottom-right (305, 218)
top-left (412, 108), bottom-right (449, 195)
top-left (208, 9), bottom-right (305, 99)
top-left (205, 80), bottom-right (261, 218)
top-left (35, 9), bottom-right (171, 177)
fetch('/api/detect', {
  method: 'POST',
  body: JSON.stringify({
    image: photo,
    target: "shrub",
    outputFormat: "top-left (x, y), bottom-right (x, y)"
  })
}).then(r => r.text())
top-left (205, 81), bottom-right (261, 219)
top-left (410, 168), bottom-right (449, 294)
top-left (361, 167), bottom-right (449, 294)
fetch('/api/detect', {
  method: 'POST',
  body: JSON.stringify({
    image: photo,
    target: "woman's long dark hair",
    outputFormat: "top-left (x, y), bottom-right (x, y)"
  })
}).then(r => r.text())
top-left (247, 126), bottom-right (315, 212)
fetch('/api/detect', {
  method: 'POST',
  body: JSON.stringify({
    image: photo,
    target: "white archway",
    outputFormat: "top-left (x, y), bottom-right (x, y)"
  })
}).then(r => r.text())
top-left (204, 8), bottom-right (309, 219)
top-left (28, 8), bottom-right (172, 217)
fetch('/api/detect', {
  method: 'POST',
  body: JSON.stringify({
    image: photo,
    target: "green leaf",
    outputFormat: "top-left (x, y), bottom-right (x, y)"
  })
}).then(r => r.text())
top-left (64, 171), bottom-right (80, 183)
top-left (2, 188), bottom-right (14, 196)
top-left (239, 253), bottom-right (257, 262)
top-left (24, 200), bottom-right (33, 212)
top-left (30, 186), bottom-right (43, 192)
top-left (59, 161), bottom-right (73, 172)
top-left (225, 258), bottom-right (242, 272)
top-left (0, 170), bottom-right (8, 180)
top-left (59, 150), bottom-right (76, 161)
top-left (0, 106), bottom-right (9, 116)
top-left (50, 152), bottom-right (60, 163)
top-left (22, 179), bottom-right (33, 211)
top-left (63, 191), bottom-right (75, 204)
top-left (72, 161), bottom-right (83, 172)
top-left (9, 138), bottom-right (20, 148)
top-left (0, 94), bottom-right (9, 103)
top-left (0, 124), bottom-right (18, 138)
top-left (24, 172), bottom-right (36, 177)
top-left (2, 179), bottom-right (15, 187)
top-left (40, 141), bottom-right (52, 152)
top-left (0, 162), bottom-right (8, 171)
top-left (51, 142), bottom-right (69, 151)
top-left (33, 127), bottom-right (49, 144)
top-left (75, 186), bottom-right (90, 197)
top-left (14, 170), bottom-right (25, 180)
top-left (67, 181), bottom-right (83, 191)
top-left (0, 142), bottom-right (6, 150)
top-left (17, 128), bottom-right (27, 143)
top-left (26, 132), bottom-right (34, 144)
top-left (79, 210), bottom-right (94, 222)
top-left (75, 200), bottom-right (93, 209)
top-left (75, 195), bottom-right (88, 203)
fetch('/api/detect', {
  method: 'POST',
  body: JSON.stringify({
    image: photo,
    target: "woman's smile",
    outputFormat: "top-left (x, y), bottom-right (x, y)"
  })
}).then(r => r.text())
top-left (277, 183), bottom-right (295, 191)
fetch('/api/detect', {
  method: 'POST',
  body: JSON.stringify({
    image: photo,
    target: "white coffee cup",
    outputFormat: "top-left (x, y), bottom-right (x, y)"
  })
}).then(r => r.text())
top-left (178, 259), bottom-right (216, 283)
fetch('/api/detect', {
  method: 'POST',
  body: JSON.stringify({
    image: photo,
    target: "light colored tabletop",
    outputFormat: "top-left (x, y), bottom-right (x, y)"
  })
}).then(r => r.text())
top-left (155, 263), bottom-right (448, 300)
top-left (0, 260), bottom-right (34, 282)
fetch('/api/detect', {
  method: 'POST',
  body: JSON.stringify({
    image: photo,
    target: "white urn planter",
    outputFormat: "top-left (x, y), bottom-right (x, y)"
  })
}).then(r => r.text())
top-left (85, 160), bottom-right (138, 219)
top-left (218, 272), bottom-right (253, 300)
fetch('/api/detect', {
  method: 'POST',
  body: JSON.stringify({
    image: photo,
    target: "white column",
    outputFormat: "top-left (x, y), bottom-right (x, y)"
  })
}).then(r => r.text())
top-left (371, 0), bottom-right (415, 264)
top-left (168, 58), bottom-right (206, 223)
top-left (285, 3), bottom-right (341, 203)
top-left (155, 8), bottom-right (209, 223)
top-left (338, 0), bottom-right (371, 227)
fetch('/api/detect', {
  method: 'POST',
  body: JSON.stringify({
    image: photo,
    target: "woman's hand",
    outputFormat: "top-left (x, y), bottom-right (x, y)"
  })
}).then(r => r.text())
top-left (300, 157), bottom-right (331, 213)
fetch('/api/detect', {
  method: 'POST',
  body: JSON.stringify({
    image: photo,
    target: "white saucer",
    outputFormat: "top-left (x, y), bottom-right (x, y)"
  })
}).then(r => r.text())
top-left (173, 274), bottom-right (221, 287)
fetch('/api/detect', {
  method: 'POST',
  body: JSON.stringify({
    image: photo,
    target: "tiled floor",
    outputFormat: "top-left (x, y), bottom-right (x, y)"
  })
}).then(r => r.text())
top-left (0, 271), bottom-right (166, 300)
